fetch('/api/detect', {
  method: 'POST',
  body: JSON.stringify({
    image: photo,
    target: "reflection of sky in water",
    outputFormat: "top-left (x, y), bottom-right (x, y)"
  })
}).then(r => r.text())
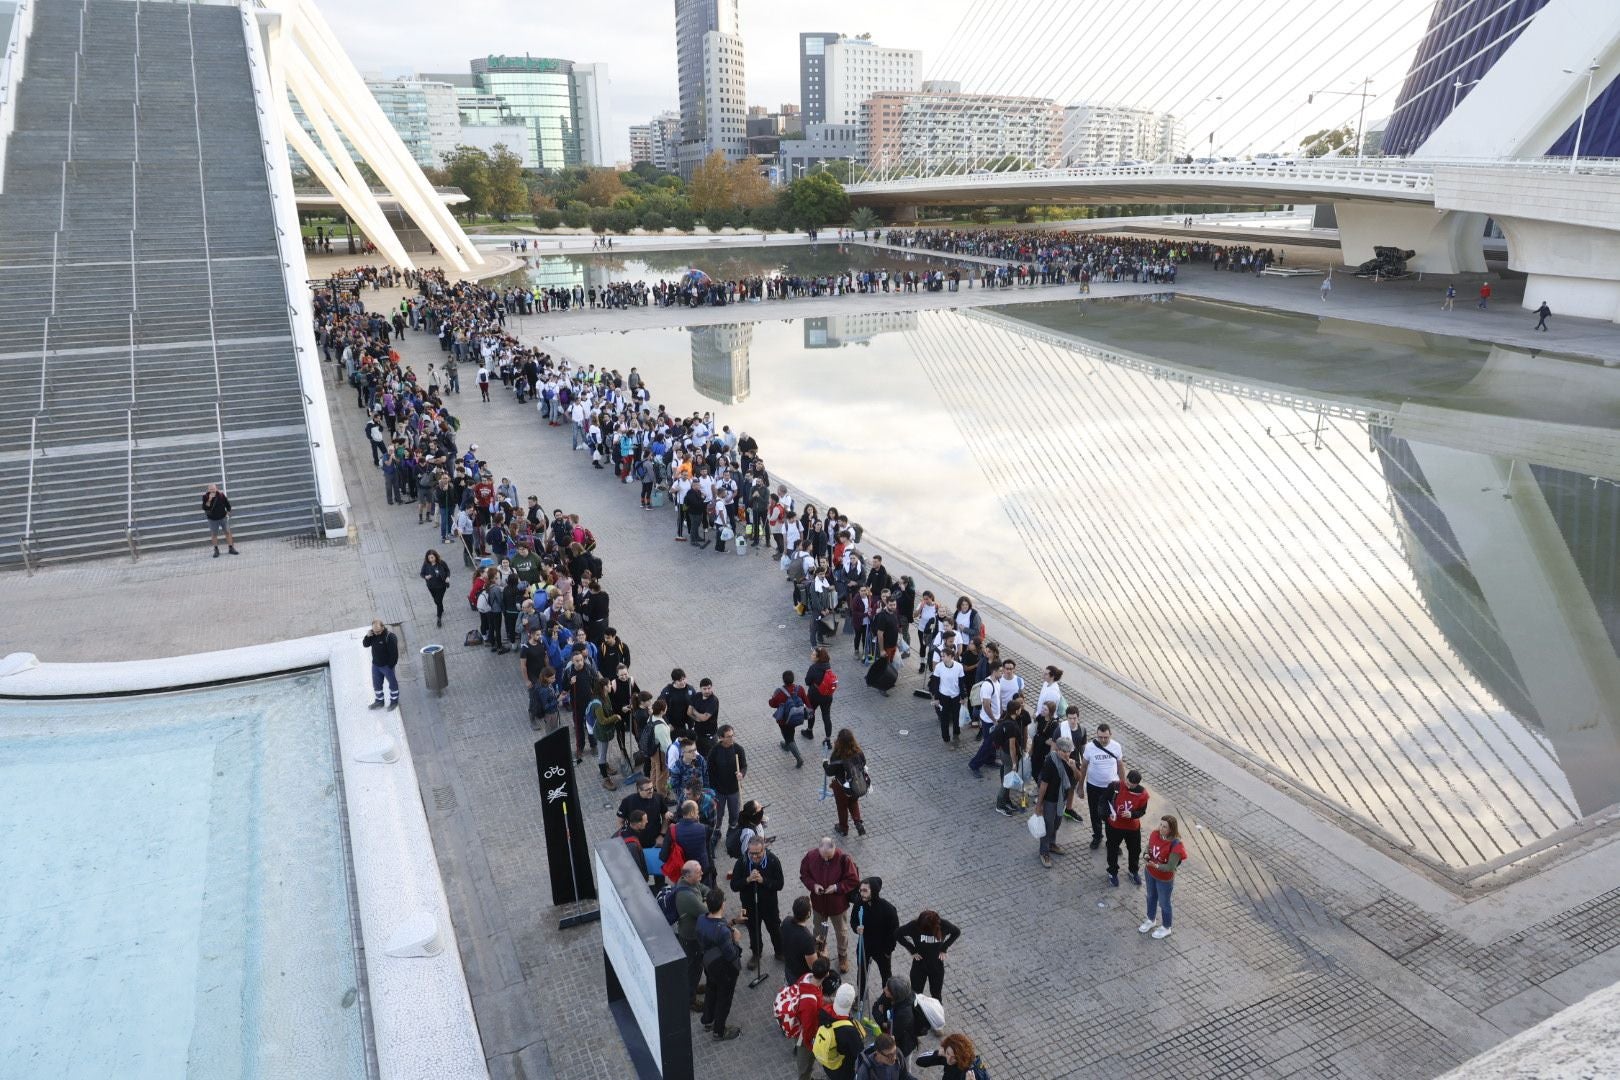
top-left (498, 243), bottom-right (968, 292)
top-left (543, 300), bottom-right (1620, 870)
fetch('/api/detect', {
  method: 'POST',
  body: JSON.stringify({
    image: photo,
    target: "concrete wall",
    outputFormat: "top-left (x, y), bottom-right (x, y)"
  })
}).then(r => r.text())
top-left (1439, 979), bottom-right (1620, 1079)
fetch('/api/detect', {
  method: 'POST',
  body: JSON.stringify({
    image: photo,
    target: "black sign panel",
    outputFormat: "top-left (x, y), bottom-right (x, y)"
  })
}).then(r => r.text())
top-left (535, 728), bottom-right (597, 905)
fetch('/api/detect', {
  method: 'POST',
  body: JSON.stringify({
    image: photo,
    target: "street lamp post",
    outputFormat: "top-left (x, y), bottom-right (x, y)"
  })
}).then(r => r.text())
top-left (1307, 78), bottom-right (1373, 161)
top-left (1563, 60), bottom-right (1601, 174)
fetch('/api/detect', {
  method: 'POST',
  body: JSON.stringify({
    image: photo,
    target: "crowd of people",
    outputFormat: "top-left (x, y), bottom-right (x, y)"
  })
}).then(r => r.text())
top-left (885, 227), bottom-right (1284, 281)
top-left (324, 238), bottom-right (1195, 1078)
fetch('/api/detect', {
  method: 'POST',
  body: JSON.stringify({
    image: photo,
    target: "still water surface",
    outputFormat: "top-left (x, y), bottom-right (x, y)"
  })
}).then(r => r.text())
top-left (543, 297), bottom-right (1620, 870)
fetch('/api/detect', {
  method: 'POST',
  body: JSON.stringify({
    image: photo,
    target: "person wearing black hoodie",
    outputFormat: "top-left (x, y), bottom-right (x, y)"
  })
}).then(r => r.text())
top-left (851, 876), bottom-right (900, 1008)
top-left (873, 976), bottom-right (922, 1061)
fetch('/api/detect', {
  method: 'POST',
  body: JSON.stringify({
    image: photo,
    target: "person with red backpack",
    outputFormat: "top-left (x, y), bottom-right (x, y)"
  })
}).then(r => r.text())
top-left (804, 646), bottom-right (838, 749)
top-left (768, 670), bottom-right (811, 768)
top-left (774, 956), bottom-right (831, 1080)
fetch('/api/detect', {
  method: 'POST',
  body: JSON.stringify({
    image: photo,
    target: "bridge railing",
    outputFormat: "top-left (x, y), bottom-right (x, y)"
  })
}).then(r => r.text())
top-left (846, 160), bottom-right (1438, 194)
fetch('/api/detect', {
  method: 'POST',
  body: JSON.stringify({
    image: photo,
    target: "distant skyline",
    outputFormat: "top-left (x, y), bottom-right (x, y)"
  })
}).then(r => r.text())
top-left (319, 1), bottom-right (973, 164)
top-left (318, 0), bottom-right (1431, 168)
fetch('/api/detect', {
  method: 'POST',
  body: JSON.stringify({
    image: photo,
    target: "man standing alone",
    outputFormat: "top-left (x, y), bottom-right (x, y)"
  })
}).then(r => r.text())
top-left (201, 484), bottom-right (238, 557)
top-left (363, 619), bottom-right (400, 711)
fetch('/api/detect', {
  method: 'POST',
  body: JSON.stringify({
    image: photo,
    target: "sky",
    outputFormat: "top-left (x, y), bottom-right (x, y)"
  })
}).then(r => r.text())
top-left (321, 0), bottom-right (975, 164)
top-left (319, 0), bottom-right (1430, 166)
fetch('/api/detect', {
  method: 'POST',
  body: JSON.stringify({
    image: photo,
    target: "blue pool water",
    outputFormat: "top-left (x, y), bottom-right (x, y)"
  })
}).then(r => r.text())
top-left (0, 671), bottom-right (369, 1079)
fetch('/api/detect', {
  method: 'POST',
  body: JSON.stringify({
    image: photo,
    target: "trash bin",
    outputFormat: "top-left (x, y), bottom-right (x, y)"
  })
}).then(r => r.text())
top-left (421, 644), bottom-right (448, 696)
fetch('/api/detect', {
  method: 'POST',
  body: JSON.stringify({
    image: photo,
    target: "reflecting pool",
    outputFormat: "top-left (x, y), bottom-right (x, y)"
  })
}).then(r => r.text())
top-left (542, 298), bottom-right (1620, 870)
top-left (498, 242), bottom-right (967, 293)
top-left (0, 671), bottom-right (368, 1079)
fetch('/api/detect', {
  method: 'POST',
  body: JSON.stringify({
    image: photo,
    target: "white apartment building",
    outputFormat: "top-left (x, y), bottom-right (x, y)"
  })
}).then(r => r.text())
top-left (1062, 103), bottom-right (1186, 164)
top-left (674, 0), bottom-right (747, 178)
top-left (865, 89), bottom-right (1064, 173)
top-left (823, 34), bottom-right (921, 126)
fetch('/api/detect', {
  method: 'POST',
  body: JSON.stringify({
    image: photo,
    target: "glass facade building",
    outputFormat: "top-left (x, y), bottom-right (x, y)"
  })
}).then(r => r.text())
top-left (471, 56), bottom-right (581, 171)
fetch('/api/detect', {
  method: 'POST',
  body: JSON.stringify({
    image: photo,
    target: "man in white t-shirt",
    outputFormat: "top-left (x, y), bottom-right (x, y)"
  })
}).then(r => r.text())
top-left (931, 647), bottom-right (966, 746)
top-left (1077, 722), bottom-right (1125, 849)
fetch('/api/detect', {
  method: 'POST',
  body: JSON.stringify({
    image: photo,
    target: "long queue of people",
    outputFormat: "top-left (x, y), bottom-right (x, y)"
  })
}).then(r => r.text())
top-left (884, 227), bottom-right (1284, 280)
top-left (323, 259), bottom-right (1194, 1079)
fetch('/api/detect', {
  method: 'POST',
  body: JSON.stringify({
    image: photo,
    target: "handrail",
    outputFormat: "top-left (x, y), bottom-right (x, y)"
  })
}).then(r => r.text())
top-left (21, 415), bottom-right (38, 572)
top-left (126, 411), bottom-right (138, 562)
top-left (0, 0), bottom-right (37, 195)
top-left (36, 315), bottom-right (47, 412)
top-left (128, 312), bottom-right (136, 405)
top-left (213, 400), bottom-right (227, 490)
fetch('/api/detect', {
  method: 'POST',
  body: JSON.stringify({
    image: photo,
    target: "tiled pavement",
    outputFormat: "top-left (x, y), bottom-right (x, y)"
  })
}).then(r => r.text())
top-left (10, 254), bottom-right (1620, 1079)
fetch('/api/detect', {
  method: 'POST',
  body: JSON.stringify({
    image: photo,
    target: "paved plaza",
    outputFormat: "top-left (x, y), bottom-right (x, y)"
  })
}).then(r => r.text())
top-left (9, 249), bottom-right (1620, 1080)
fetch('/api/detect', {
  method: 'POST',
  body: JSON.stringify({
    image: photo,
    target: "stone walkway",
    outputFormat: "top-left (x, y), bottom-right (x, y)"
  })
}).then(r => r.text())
top-left (10, 250), bottom-right (1620, 1080)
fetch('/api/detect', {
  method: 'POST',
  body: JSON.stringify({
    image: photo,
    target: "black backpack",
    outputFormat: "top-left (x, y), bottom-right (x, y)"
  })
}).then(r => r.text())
top-left (725, 824), bottom-right (744, 860)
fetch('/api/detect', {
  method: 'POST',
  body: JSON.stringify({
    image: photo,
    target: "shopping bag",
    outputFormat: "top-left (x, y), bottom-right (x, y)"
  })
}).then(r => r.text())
top-left (1027, 814), bottom-right (1046, 839)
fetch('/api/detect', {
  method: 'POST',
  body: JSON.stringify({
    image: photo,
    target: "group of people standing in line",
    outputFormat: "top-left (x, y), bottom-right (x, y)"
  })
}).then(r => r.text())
top-left (323, 231), bottom-right (1198, 1077)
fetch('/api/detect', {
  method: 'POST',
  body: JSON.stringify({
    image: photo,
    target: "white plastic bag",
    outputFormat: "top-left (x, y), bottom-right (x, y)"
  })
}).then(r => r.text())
top-left (917, 993), bottom-right (945, 1030)
top-left (1027, 814), bottom-right (1046, 839)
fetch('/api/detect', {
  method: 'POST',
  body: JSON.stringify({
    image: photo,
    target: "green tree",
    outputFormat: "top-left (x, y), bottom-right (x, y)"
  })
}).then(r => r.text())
top-left (588, 207), bottom-right (612, 233)
top-left (701, 208), bottom-right (728, 233)
top-left (486, 144), bottom-right (526, 220)
top-left (561, 201), bottom-right (591, 229)
top-left (670, 207), bottom-right (696, 232)
top-left (748, 204), bottom-right (780, 231)
top-left (786, 171), bottom-right (850, 230)
top-left (849, 206), bottom-right (881, 234)
top-left (1300, 126), bottom-right (1353, 157)
top-left (441, 145), bottom-right (492, 219)
top-left (640, 209), bottom-right (669, 233)
top-left (605, 207), bottom-right (637, 234)
top-left (533, 209), bottom-right (562, 229)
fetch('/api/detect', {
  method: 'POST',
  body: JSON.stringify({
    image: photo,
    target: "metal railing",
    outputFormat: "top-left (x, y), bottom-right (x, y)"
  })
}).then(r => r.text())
top-left (21, 415), bottom-right (38, 572)
top-left (125, 408), bottom-right (138, 561)
top-left (0, 0), bottom-right (35, 194)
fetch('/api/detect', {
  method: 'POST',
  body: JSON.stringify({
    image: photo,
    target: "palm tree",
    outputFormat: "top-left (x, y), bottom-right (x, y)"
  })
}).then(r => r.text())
top-left (849, 206), bottom-right (881, 239)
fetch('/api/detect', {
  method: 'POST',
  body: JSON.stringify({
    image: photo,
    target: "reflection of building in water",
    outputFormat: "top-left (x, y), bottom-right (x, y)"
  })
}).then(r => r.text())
top-left (803, 311), bottom-right (919, 349)
top-left (905, 306), bottom-right (1620, 869)
top-left (690, 324), bottom-right (751, 403)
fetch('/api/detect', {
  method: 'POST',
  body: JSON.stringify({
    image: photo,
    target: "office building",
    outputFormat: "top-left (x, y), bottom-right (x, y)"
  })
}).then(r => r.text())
top-left (465, 55), bottom-right (607, 170)
top-left (799, 32), bottom-right (839, 124)
top-left (864, 89), bottom-right (1063, 173)
top-left (823, 34), bottom-right (921, 127)
top-left (674, 0), bottom-right (747, 179)
top-left (1062, 103), bottom-right (1185, 164)
top-left (571, 62), bottom-right (610, 167)
top-left (778, 122), bottom-right (864, 178)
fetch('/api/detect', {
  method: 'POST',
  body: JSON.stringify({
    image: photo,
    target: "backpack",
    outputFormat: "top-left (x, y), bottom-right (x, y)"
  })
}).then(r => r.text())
top-left (813, 1018), bottom-right (854, 1069)
top-left (969, 1057), bottom-right (991, 1080)
top-left (818, 669), bottom-right (839, 697)
top-left (842, 760), bottom-right (870, 799)
top-left (656, 883), bottom-right (691, 925)
top-left (724, 823), bottom-right (744, 860)
top-left (633, 461), bottom-right (650, 482)
top-left (637, 717), bottom-right (659, 761)
top-left (784, 695), bottom-right (807, 727)
top-left (968, 678), bottom-right (993, 709)
top-left (774, 979), bottom-right (820, 1041)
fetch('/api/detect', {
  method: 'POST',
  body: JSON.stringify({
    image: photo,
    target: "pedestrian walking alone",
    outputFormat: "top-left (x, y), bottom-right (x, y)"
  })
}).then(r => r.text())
top-left (419, 548), bottom-right (450, 627)
top-left (1442, 283), bottom-right (1455, 310)
top-left (1140, 813), bottom-right (1190, 940)
top-left (1534, 301), bottom-right (1551, 331)
top-left (769, 670), bottom-right (811, 768)
top-left (1478, 282), bottom-right (1492, 309)
top-left (1319, 275), bottom-right (1332, 302)
top-left (825, 728), bottom-right (870, 837)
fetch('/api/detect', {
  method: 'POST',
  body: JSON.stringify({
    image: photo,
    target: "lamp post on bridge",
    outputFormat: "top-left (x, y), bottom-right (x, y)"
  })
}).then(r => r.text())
top-left (1562, 59), bottom-right (1601, 175)
top-left (1307, 78), bottom-right (1373, 162)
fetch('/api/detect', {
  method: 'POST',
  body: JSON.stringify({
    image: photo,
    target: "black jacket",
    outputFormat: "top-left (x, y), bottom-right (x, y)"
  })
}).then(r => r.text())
top-left (727, 850), bottom-right (784, 912)
top-left (362, 629), bottom-right (399, 667)
top-left (850, 876), bottom-right (900, 958)
top-left (419, 557), bottom-right (451, 593)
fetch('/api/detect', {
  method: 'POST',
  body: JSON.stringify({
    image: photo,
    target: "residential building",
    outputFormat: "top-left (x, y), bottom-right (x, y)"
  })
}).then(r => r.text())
top-left (673, 0), bottom-right (747, 179)
top-left (1061, 103), bottom-right (1185, 164)
top-left (629, 110), bottom-right (681, 171)
top-left (799, 32), bottom-right (839, 124)
top-left (362, 76), bottom-right (462, 167)
top-left (823, 34), bottom-right (921, 127)
top-left (864, 89), bottom-right (1063, 174)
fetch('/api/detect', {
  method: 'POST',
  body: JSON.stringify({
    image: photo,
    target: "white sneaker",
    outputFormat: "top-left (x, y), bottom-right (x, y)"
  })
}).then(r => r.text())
top-left (1138, 920), bottom-right (1155, 934)
top-left (1151, 926), bottom-right (1173, 939)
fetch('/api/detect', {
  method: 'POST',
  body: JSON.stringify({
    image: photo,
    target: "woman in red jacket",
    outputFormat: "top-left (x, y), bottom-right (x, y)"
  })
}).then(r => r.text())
top-left (1139, 813), bottom-right (1189, 940)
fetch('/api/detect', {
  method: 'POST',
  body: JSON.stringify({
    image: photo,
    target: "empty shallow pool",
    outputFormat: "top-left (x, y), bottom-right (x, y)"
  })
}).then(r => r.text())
top-left (0, 670), bottom-right (370, 1080)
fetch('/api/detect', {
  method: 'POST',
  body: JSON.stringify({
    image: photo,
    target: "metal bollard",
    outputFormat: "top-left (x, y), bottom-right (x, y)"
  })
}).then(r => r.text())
top-left (421, 644), bottom-right (448, 696)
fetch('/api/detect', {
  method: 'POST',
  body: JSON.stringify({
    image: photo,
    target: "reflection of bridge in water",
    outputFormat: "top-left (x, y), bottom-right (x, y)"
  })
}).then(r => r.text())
top-left (893, 303), bottom-right (1620, 870)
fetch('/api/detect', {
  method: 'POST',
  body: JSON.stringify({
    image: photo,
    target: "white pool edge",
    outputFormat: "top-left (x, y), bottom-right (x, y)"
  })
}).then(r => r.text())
top-left (0, 634), bottom-right (489, 1080)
